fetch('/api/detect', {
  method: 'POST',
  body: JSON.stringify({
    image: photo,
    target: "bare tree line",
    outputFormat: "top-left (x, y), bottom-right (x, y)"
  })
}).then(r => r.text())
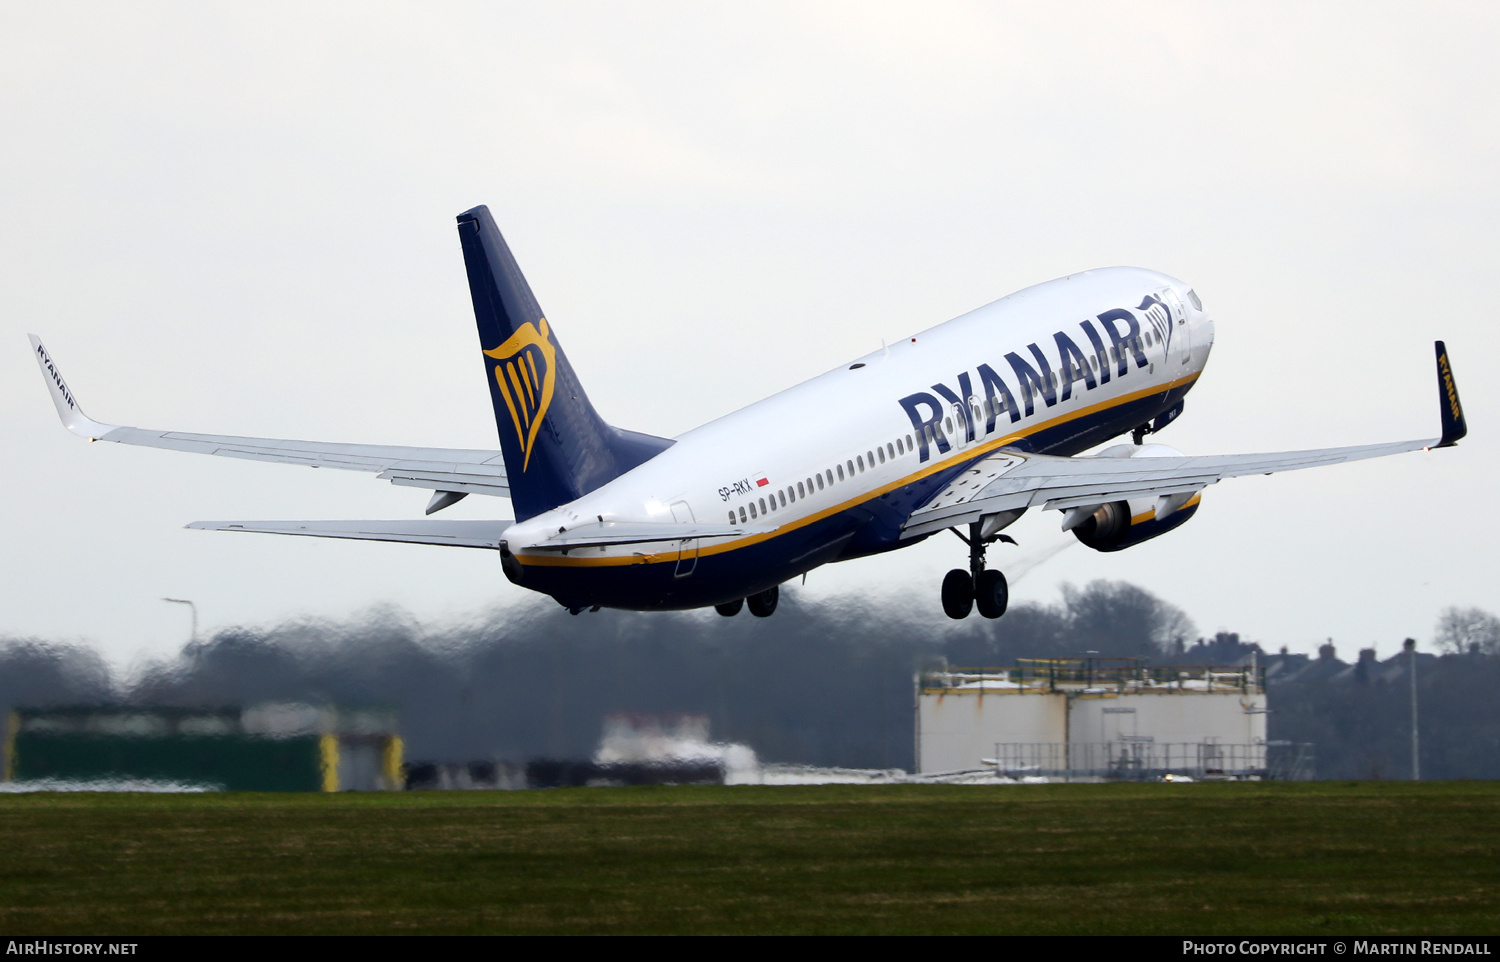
top-left (1, 585), bottom-right (1495, 779)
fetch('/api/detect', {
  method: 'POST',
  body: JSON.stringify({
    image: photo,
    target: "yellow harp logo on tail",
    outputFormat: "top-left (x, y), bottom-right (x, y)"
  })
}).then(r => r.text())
top-left (483, 318), bottom-right (557, 472)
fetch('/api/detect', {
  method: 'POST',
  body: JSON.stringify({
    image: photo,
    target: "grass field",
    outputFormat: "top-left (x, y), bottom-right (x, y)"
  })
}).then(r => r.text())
top-left (2, 782), bottom-right (1498, 935)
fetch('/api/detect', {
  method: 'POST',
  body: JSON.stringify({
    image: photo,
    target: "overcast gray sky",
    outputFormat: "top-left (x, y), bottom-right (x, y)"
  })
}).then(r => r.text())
top-left (4, 1), bottom-right (1496, 667)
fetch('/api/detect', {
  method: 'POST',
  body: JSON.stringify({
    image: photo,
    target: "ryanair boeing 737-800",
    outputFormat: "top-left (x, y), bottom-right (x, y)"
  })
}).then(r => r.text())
top-left (31, 205), bottom-right (1469, 619)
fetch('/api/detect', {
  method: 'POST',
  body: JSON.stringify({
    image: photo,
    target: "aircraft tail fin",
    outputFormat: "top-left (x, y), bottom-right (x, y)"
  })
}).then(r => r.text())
top-left (455, 206), bottom-right (670, 520)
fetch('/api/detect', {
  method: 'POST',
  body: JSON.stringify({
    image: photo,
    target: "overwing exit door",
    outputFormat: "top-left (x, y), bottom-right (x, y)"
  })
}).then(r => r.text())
top-left (670, 500), bottom-right (697, 577)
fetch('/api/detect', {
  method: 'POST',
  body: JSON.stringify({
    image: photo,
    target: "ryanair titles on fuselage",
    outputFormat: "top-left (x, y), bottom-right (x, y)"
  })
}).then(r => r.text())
top-left (898, 296), bottom-right (1167, 463)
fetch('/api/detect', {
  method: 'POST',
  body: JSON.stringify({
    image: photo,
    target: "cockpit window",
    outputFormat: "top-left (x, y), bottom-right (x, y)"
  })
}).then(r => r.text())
top-left (1187, 289), bottom-right (1202, 311)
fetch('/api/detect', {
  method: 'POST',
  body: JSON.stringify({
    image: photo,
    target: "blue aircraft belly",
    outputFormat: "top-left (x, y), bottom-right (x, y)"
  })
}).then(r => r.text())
top-left (517, 380), bottom-right (1191, 611)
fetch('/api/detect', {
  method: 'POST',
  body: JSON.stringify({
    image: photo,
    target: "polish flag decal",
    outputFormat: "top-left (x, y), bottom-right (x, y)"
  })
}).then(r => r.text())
top-left (756, 477), bottom-right (769, 487)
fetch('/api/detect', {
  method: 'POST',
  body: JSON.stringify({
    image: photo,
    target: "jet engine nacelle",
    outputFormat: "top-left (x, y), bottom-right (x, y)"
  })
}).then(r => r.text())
top-left (1070, 443), bottom-right (1203, 553)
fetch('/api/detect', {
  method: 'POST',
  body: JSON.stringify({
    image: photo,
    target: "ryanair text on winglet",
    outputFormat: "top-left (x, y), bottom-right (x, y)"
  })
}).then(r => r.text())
top-left (1440, 352), bottom-right (1462, 422)
top-left (34, 343), bottom-right (77, 412)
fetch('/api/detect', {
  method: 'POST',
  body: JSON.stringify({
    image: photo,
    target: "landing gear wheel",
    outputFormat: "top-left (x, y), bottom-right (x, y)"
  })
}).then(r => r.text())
top-left (747, 585), bottom-right (779, 617)
top-left (714, 599), bottom-right (744, 617)
top-left (975, 569), bottom-right (1009, 619)
top-left (941, 569), bottom-right (974, 620)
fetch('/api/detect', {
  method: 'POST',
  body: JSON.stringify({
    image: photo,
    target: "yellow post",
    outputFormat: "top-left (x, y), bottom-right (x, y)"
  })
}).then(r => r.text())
top-left (382, 735), bottom-right (405, 791)
top-left (319, 733), bottom-right (340, 792)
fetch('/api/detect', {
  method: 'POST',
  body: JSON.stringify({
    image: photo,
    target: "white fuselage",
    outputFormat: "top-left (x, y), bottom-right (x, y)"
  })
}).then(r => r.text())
top-left (502, 267), bottom-right (1213, 609)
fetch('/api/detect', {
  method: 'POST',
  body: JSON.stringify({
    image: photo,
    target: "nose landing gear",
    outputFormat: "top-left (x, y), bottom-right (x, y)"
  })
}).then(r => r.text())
top-left (942, 520), bottom-right (1012, 620)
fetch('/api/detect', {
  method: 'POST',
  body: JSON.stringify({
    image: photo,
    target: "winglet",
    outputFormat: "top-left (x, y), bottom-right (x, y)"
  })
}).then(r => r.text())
top-left (1435, 340), bottom-right (1466, 448)
top-left (28, 335), bottom-right (115, 440)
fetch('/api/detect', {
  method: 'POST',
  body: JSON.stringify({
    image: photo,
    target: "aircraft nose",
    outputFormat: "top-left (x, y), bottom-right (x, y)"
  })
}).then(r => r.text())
top-left (1184, 287), bottom-right (1215, 352)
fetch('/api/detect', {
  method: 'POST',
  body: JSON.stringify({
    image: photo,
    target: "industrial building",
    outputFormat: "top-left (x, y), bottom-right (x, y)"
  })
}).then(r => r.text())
top-left (4, 703), bottom-right (403, 792)
top-left (916, 658), bottom-right (1271, 780)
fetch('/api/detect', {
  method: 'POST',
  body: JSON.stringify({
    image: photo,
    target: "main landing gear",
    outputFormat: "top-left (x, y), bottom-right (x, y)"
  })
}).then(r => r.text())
top-left (942, 521), bottom-right (1012, 620)
top-left (716, 585), bottom-right (778, 618)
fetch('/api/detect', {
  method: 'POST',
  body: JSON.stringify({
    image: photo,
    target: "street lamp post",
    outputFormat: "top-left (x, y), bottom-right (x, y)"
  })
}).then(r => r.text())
top-left (162, 598), bottom-right (197, 644)
top-left (1404, 637), bottom-right (1419, 781)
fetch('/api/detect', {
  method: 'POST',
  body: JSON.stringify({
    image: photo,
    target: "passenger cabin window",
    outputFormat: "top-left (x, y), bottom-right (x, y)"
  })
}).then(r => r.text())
top-left (739, 507), bottom-right (747, 523)
top-left (857, 455), bottom-right (864, 472)
top-left (846, 460), bottom-right (854, 477)
top-left (836, 464), bottom-right (844, 481)
top-left (760, 497), bottom-right (768, 514)
top-left (748, 503), bottom-right (757, 519)
top-left (886, 443), bottom-right (895, 460)
top-left (728, 511), bottom-right (735, 524)
top-left (877, 447), bottom-right (885, 464)
top-left (778, 490), bottom-right (786, 508)
top-left (816, 474), bottom-right (824, 491)
top-left (906, 434), bottom-right (914, 450)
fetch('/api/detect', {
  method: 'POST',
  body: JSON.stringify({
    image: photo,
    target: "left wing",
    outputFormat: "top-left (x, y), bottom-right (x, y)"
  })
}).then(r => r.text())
top-left (30, 335), bottom-right (510, 500)
top-left (904, 341), bottom-right (1468, 539)
top-left (185, 519), bottom-right (775, 551)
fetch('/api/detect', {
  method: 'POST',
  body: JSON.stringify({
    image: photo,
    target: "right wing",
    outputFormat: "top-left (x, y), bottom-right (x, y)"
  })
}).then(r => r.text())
top-left (30, 335), bottom-right (509, 499)
top-left (904, 340), bottom-right (1468, 539)
top-left (903, 439), bottom-right (1430, 538)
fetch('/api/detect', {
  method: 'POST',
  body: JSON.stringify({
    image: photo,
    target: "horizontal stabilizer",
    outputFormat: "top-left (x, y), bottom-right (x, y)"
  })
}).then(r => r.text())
top-left (186, 519), bottom-right (512, 549)
top-left (532, 520), bottom-right (776, 551)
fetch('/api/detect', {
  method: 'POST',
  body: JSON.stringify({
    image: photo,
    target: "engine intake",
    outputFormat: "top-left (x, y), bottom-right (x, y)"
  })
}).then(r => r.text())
top-left (1068, 443), bottom-right (1203, 552)
top-left (1072, 501), bottom-right (1132, 550)
top-left (1071, 495), bottom-right (1201, 552)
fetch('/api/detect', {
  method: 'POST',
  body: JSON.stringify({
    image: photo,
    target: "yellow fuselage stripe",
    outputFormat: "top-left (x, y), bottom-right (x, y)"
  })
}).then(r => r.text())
top-left (519, 371), bottom-right (1200, 568)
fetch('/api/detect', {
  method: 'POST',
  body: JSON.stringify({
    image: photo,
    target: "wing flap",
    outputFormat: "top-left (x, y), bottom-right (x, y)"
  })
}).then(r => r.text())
top-left (378, 468), bottom-right (511, 496)
top-left (186, 519), bottom-right (512, 549)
